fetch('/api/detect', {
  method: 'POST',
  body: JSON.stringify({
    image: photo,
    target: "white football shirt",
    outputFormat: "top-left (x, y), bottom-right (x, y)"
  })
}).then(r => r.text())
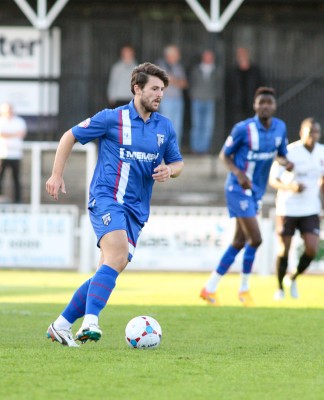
top-left (270, 140), bottom-right (324, 216)
top-left (0, 116), bottom-right (27, 159)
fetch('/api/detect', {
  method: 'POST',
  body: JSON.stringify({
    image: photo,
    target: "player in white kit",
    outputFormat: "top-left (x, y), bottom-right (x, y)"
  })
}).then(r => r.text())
top-left (269, 118), bottom-right (324, 300)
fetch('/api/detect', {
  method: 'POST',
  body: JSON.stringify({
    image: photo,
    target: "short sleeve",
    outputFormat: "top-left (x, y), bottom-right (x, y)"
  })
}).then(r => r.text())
top-left (223, 123), bottom-right (244, 156)
top-left (72, 109), bottom-right (109, 144)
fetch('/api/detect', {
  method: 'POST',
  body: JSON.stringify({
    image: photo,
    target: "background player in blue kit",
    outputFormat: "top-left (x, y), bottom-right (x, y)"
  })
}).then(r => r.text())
top-left (46, 62), bottom-right (184, 347)
top-left (200, 87), bottom-right (293, 307)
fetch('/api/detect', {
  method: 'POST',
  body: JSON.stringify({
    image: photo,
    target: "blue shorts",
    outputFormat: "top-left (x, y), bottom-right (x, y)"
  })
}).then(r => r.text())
top-left (225, 187), bottom-right (261, 218)
top-left (88, 199), bottom-right (144, 261)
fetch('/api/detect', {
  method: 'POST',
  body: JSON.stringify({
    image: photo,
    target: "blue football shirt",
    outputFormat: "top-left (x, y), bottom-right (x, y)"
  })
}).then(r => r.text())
top-left (72, 100), bottom-right (182, 223)
top-left (223, 116), bottom-right (288, 201)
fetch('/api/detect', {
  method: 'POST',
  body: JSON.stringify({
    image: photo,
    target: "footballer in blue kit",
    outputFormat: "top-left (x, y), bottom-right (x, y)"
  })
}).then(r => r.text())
top-left (224, 114), bottom-right (288, 218)
top-left (201, 87), bottom-right (294, 307)
top-left (72, 99), bottom-right (182, 259)
top-left (45, 62), bottom-right (184, 346)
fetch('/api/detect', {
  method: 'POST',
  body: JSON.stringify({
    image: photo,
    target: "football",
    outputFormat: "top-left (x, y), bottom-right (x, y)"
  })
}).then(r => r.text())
top-left (125, 315), bottom-right (162, 349)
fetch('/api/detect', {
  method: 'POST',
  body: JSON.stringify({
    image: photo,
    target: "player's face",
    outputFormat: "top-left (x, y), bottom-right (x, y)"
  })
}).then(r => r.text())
top-left (137, 76), bottom-right (164, 113)
top-left (253, 94), bottom-right (276, 120)
top-left (301, 122), bottom-right (321, 147)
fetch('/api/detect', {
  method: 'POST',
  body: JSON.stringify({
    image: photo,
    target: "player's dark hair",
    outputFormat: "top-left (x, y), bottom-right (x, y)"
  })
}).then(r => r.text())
top-left (131, 62), bottom-right (169, 94)
top-left (254, 86), bottom-right (276, 100)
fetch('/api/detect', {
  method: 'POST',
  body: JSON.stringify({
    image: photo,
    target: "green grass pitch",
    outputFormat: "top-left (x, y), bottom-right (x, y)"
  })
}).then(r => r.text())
top-left (1, 270), bottom-right (323, 400)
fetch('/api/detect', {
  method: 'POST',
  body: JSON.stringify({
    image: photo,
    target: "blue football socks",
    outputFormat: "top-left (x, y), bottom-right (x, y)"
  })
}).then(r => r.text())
top-left (216, 245), bottom-right (241, 275)
top-left (62, 278), bottom-right (91, 324)
top-left (85, 264), bottom-right (119, 316)
top-left (242, 244), bottom-right (258, 274)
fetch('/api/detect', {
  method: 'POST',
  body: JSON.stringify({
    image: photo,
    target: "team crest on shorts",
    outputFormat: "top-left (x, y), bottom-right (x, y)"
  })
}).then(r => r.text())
top-left (78, 118), bottom-right (91, 128)
top-left (239, 200), bottom-right (249, 211)
top-left (157, 134), bottom-right (165, 147)
top-left (102, 213), bottom-right (112, 226)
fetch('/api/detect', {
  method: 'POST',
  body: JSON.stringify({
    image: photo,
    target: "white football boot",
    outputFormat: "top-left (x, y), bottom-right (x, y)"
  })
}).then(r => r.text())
top-left (47, 323), bottom-right (79, 347)
top-left (273, 289), bottom-right (285, 301)
top-left (283, 275), bottom-right (299, 298)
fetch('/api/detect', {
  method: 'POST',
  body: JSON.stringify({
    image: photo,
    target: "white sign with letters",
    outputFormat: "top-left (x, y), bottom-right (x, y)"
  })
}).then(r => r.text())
top-left (0, 213), bottom-right (75, 268)
top-left (0, 81), bottom-right (59, 115)
top-left (129, 211), bottom-right (273, 273)
top-left (0, 26), bottom-right (60, 78)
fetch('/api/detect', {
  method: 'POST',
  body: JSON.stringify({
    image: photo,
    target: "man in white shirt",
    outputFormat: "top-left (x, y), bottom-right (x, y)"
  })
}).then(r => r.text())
top-left (269, 118), bottom-right (324, 300)
top-left (0, 103), bottom-right (27, 203)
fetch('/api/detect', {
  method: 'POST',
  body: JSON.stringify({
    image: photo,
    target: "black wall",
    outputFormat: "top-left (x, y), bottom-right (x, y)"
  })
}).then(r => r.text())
top-left (1, 0), bottom-right (324, 151)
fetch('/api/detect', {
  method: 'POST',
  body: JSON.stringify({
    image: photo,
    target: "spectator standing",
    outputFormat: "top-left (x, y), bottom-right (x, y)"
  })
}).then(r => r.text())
top-left (157, 44), bottom-right (188, 147)
top-left (269, 118), bottom-right (324, 300)
top-left (107, 45), bottom-right (137, 108)
top-left (189, 49), bottom-right (219, 154)
top-left (0, 103), bottom-right (27, 203)
top-left (227, 47), bottom-right (263, 127)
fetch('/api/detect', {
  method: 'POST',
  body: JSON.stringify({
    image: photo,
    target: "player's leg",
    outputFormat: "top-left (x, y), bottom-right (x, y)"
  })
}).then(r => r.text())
top-left (236, 216), bottom-right (262, 306)
top-left (293, 232), bottom-right (318, 278)
top-left (274, 216), bottom-right (295, 299)
top-left (47, 250), bottom-right (105, 346)
top-left (76, 206), bottom-right (143, 343)
top-left (292, 215), bottom-right (319, 279)
top-left (76, 229), bottom-right (128, 343)
top-left (287, 215), bottom-right (320, 298)
top-left (274, 235), bottom-right (291, 299)
top-left (200, 219), bottom-right (245, 305)
top-left (201, 188), bottom-right (258, 305)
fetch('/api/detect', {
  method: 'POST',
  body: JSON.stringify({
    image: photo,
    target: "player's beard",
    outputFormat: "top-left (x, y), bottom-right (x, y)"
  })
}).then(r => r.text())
top-left (140, 97), bottom-right (160, 113)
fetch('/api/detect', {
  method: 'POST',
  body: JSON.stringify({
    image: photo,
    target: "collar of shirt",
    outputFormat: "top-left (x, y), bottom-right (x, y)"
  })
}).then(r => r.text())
top-left (128, 99), bottom-right (158, 122)
top-left (253, 115), bottom-right (277, 132)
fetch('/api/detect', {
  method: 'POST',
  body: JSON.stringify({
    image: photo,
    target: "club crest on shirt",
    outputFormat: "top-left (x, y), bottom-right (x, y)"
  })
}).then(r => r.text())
top-left (157, 134), bottom-right (165, 147)
top-left (102, 213), bottom-right (111, 226)
top-left (78, 118), bottom-right (91, 128)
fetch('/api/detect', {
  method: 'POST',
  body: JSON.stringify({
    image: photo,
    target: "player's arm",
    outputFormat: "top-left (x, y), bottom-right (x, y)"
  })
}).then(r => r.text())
top-left (219, 149), bottom-right (252, 189)
top-left (319, 176), bottom-right (324, 197)
top-left (46, 129), bottom-right (77, 200)
top-left (276, 129), bottom-right (294, 171)
top-left (152, 160), bottom-right (184, 182)
top-left (276, 156), bottom-right (294, 171)
top-left (269, 175), bottom-right (305, 193)
top-left (268, 162), bottom-right (304, 193)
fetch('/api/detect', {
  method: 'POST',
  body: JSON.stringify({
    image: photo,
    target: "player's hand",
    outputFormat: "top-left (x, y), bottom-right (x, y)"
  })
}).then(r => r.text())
top-left (236, 170), bottom-right (252, 189)
top-left (46, 175), bottom-right (66, 200)
top-left (285, 161), bottom-right (294, 171)
top-left (290, 182), bottom-right (305, 193)
top-left (152, 164), bottom-right (172, 182)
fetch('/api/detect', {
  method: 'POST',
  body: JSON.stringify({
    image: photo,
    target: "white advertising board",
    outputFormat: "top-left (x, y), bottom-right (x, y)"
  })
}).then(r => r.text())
top-left (0, 212), bottom-right (75, 268)
top-left (0, 26), bottom-right (60, 116)
top-left (0, 27), bottom-right (61, 78)
top-left (129, 208), bottom-right (275, 274)
top-left (0, 81), bottom-right (59, 115)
